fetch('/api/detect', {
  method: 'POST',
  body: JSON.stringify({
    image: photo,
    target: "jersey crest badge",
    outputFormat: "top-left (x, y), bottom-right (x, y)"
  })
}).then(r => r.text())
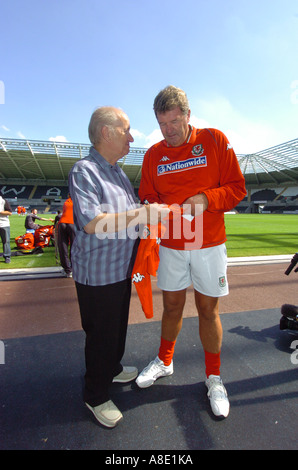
top-left (191, 144), bottom-right (204, 156)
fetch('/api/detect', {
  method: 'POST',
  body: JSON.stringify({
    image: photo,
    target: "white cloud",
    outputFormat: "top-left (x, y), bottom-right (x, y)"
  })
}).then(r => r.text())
top-left (189, 115), bottom-right (210, 130)
top-left (131, 127), bottom-right (162, 148)
top-left (144, 129), bottom-right (163, 148)
top-left (131, 96), bottom-right (293, 155)
top-left (17, 131), bottom-right (26, 139)
top-left (49, 135), bottom-right (69, 143)
top-left (1, 125), bottom-right (10, 132)
top-left (130, 128), bottom-right (145, 140)
top-left (192, 97), bottom-right (287, 154)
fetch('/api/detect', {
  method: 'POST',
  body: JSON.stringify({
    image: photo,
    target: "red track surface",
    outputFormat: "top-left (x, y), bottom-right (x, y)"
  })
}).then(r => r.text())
top-left (0, 262), bottom-right (297, 340)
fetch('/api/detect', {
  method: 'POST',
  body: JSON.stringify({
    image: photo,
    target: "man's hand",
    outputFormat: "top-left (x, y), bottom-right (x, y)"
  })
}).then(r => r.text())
top-left (182, 193), bottom-right (208, 216)
top-left (143, 203), bottom-right (170, 225)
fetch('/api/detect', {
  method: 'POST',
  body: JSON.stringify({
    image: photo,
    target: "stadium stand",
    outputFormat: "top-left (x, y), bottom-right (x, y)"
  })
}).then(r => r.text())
top-left (1, 136), bottom-right (298, 213)
top-left (251, 189), bottom-right (277, 201)
top-left (0, 184), bottom-right (34, 199)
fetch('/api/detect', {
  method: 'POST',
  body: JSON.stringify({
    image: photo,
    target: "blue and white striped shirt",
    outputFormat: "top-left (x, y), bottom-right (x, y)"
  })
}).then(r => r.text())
top-left (69, 146), bottom-right (139, 286)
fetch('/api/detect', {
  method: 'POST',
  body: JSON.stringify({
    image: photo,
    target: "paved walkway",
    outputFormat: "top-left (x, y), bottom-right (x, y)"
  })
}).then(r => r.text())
top-left (0, 255), bottom-right (297, 450)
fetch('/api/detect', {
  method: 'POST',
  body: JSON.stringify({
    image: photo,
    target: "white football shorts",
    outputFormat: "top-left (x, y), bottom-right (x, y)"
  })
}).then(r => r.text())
top-left (157, 244), bottom-right (229, 297)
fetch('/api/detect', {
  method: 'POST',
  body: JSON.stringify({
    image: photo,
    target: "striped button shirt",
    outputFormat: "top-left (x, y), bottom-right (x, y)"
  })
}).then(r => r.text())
top-left (68, 146), bottom-right (139, 286)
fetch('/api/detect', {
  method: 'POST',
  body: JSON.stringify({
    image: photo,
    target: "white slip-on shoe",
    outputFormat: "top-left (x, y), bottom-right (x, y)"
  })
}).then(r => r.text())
top-left (85, 400), bottom-right (123, 428)
top-left (113, 366), bottom-right (138, 383)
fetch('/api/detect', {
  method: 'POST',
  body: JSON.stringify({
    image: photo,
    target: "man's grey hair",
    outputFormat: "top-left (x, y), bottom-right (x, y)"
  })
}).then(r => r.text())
top-left (153, 85), bottom-right (190, 117)
top-left (88, 106), bottom-right (122, 146)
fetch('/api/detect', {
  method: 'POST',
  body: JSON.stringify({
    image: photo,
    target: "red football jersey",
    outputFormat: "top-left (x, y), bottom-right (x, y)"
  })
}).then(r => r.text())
top-left (132, 223), bottom-right (165, 319)
top-left (139, 127), bottom-right (246, 250)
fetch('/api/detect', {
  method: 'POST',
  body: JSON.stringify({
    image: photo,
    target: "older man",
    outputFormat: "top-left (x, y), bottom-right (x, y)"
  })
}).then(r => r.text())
top-left (69, 106), bottom-right (166, 428)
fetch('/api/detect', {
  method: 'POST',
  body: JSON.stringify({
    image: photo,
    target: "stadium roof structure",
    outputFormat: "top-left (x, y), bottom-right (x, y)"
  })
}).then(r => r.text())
top-left (0, 136), bottom-right (298, 189)
top-left (237, 138), bottom-right (298, 188)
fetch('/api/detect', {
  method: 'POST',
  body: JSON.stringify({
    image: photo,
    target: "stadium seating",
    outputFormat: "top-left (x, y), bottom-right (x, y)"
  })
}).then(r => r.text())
top-left (0, 184), bottom-right (68, 214)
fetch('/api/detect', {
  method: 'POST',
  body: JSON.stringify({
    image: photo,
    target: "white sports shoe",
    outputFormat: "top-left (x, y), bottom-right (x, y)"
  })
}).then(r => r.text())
top-left (136, 356), bottom-right (173, 388)
top-left (205, 375), bottom-right (230, 418)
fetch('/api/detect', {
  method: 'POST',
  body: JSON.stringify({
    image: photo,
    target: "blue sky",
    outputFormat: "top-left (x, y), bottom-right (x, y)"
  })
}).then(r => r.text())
top-left (1, 0), bottom-right (298, 154)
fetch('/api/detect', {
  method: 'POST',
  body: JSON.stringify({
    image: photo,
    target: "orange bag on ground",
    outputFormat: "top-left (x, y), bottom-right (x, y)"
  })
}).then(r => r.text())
top-left (15, 233), bottom-right (35, 250)
top-left (34, 225), bottom-right (54, 247)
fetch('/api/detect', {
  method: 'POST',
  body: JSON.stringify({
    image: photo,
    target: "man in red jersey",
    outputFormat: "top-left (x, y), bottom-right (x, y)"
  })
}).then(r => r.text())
top-left (136, 86), bottom-right (246, 418)
top-left (58, 193), bottom-right (75, 278)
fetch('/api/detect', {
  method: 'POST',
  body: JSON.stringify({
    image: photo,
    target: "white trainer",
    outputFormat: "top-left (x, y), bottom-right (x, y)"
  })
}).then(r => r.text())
top-left (205, 375), bottom-right (230, 418)
top-left (136, 356), bottom-right (173, 388)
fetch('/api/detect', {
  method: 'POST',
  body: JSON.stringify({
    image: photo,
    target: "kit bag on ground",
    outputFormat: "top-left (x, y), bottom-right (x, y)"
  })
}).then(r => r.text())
top-left (34, 225), bottom-right (54, 248)
top-left (15, 232), bottom-right (35, 250)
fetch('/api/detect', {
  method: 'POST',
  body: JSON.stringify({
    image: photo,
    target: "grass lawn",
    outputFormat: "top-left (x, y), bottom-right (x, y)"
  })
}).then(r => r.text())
top-left (225, 213), bottom-right (297, 257)
top-left (1, 214), bottom-right (57, 270)
top-left (0, 213), bottom-right (297, 269)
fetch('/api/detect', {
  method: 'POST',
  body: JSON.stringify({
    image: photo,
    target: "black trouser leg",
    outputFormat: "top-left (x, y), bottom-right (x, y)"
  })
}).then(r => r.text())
top-left (75, 278), bottom-right (131, 407)
top-left (58, 223), bottom-right (73, 273)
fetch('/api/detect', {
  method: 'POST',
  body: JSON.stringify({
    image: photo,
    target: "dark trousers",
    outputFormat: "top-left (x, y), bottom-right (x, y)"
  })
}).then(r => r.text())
top-left (75, 278), bottom-right (132, 407)
top-left (57, 223), bottom-right (75, 274)
top-left (0, 226), bottom-right (11, 259)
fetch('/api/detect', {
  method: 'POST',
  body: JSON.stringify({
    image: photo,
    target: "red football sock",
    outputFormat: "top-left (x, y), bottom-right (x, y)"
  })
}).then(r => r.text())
top-left (205, 350), bottom-right (221, 378)
top-left (158, 337), bottom-right (176, 366)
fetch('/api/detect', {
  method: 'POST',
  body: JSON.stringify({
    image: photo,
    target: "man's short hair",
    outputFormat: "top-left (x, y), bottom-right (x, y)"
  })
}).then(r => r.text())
top-left (88, 106), bottom-right (122, 146)
top-left (153, 85), bottom-right (190, 117)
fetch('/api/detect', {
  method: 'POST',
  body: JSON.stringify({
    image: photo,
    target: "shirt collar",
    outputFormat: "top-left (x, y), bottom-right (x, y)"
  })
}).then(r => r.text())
top-left (163, 125), bottom-right (196, 148)
top-left (89, 146), bottom-right (119, 171)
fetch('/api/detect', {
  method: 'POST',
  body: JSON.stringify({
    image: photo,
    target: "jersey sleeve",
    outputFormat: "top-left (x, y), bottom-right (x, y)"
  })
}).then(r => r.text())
top-left (203, 129), bottom-right (246, 212)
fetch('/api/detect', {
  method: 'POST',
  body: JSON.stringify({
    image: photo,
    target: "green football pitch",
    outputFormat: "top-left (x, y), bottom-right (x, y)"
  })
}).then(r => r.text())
top-left (0, 213), bottom-right (297, 269)
top-left (224, 213), bottom-right (297, 257)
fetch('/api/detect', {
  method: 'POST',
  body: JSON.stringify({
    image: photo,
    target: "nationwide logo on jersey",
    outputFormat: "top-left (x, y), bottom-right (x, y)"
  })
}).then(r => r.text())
top-left (157, 156), bottom-right (207, 176)
top-left (191, 144), bottom-right (204, 156)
